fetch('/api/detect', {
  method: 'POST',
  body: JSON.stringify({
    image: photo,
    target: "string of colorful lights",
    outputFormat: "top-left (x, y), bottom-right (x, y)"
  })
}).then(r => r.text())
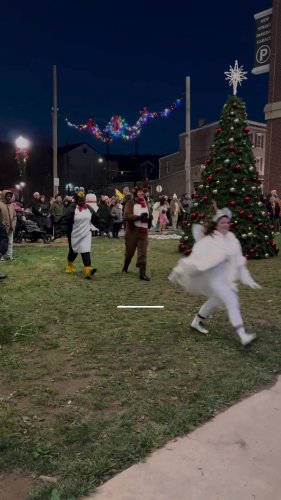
top-left (65, 95), bottom-right (184, 143)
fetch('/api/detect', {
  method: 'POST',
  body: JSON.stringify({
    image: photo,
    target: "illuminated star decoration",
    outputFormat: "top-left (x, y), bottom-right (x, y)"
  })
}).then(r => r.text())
top-left (66, 95), bottom-right (184, 143)
top-left (224, 60), bottom-right (247, 96)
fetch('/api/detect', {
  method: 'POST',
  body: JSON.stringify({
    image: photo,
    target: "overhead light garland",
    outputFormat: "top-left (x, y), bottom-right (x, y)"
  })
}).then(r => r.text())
top-left (65, 95), bottom-right (184, 143)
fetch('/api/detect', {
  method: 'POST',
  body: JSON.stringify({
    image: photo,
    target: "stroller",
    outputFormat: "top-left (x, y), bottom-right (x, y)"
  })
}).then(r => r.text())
top-left (14, 213), bottom-right (52, 244)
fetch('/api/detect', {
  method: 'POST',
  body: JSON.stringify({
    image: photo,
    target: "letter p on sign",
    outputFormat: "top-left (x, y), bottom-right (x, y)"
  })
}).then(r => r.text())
top-left (256, 45), bottom-right (271, 64)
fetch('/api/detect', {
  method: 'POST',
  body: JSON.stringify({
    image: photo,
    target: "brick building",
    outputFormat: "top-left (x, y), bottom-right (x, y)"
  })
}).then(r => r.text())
top-left (264, 0), bottom-right (281, 192)
top-left (150, 120), bottom-right (266, 196)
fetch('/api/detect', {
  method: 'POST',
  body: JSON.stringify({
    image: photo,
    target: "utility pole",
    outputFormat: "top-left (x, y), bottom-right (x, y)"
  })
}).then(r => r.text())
top-left (106, 141), bottom-right (110, 193)
top-left (185, 76), bottom-right (191, 197)
top-left (52, 65), bottom-right (58, 197)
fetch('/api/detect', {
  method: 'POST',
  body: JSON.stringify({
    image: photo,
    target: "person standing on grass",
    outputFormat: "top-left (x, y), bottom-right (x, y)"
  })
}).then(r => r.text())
top-left (64, 189), bottom-right (100, 279)
top-left (169, 207), bottom-right (261, 346)
top-left (0, 221), bottom-right (8, 278)
top-left (110, 198), bottom-right (123, 238)
top-left (170, 194), bottom-right (183, 231)
top-left (0, 190), bottom-right (17, 261)
top-left (50, 194), bottom-right (63, 238)
top-left (122, 185), bottom-right (151, 281)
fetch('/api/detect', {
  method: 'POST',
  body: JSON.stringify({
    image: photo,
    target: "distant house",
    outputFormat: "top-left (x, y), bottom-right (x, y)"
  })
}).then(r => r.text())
top-left (58, 146), bottom-right (164, 194)
top-left (58, 143), bottom-right (106, 193)
top-left (109, 154), bottom-right (163, 188)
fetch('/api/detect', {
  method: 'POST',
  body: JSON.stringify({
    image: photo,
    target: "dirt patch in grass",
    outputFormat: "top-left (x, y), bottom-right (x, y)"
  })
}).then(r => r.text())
top-left (51, 372), bottom-right (99, 395)
top-left (0, 472), bottom-right (37, 500)
top-left (0, 379), bottom-right (13, 397)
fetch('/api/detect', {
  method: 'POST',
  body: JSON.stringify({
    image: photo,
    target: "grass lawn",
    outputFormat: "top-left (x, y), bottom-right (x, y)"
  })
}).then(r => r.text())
top-left (0, 237), bottom-right (281, 499)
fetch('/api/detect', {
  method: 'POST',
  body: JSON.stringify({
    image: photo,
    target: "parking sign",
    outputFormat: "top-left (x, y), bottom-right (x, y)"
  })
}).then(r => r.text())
top-left (252, 8), bottom-right (272, 75)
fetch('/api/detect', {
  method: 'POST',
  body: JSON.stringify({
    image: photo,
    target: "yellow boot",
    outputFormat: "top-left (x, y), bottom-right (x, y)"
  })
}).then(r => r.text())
top-left (84, 266), bottom-right (97, 279)
top-left (65, 261), bottom-right (75, 273)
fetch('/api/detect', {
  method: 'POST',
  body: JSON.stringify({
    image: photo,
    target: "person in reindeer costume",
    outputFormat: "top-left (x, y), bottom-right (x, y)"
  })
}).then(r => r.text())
top-left (64, 187), bottom-right (100, 279)
top-left (169, 207), bottom-right (261, 346)
top-left (122, 185), bottom-right (152, 281)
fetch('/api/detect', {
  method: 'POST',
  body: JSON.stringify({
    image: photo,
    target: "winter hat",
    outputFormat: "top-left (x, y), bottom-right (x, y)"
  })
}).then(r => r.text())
top-left (173, 194), bottom-right (177, 199)
top-left (212, 207), bottom-right (232, 222)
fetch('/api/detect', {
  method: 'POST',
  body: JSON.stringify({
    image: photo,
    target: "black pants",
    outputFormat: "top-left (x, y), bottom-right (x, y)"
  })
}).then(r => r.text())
top-left (112, 222), bottom-right (122, 238)
top-left (67, 237), bottom-right (91, 266)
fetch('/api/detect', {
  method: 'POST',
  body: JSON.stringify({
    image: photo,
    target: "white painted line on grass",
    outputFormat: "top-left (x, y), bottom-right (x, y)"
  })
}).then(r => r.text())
top-left (117, 306), bottom-right (164, 309)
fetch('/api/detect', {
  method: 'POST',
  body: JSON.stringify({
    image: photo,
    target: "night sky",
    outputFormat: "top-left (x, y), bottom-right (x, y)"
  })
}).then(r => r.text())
top-left (0, 0), bottom-right (271, 156)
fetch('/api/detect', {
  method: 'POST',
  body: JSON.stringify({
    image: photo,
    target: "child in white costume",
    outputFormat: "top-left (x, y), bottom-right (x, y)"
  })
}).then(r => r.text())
top-left (169, 208), bottom-right (261, 346)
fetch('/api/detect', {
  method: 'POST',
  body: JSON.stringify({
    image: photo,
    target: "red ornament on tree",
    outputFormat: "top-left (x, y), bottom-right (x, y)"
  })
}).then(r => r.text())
top-left (243, 196), bottom-right (250, 203)
top-left (242, 177), bottom-right (248, 182)
top-left (202, 195), bottom-right (209, 202)
top-left (199, 213), bottom-right (206, 219)
top-left (247, 214), bottom-right (253, 221)
top-left (243, 127), bottom-right (250, 134)
top-left (234, 164), bottom-right (241, 172)
top-left (239, 210), bottom-right (245, 218)
top-left (229, 200), bottom-right (236, 207)
top-left (206, 159), bottom-right (212, 165)
top-left (216, 128), bottom-right (222, 134)
top-left (191, 213), bottom-right (196, 219)
top-left (185, 249), bottom-right (191, 256)
top-left (207, 175), bottom-right (214, 183)
top-left (215, 167), bottom-right (222, 173)
top-left (228, 145), bottom-right (235, 151)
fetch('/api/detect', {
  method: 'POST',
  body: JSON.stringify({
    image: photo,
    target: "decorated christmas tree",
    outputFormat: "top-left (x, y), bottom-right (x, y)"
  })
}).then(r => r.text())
top-left (179, 61), bottom-right (278, 260)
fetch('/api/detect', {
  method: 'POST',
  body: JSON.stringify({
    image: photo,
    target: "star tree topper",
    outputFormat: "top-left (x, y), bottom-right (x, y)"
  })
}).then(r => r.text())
top-left (224, 60), bottom-right (247, 96)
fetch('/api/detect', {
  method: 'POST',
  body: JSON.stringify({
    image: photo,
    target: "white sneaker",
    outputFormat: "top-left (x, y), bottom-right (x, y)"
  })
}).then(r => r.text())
top-left (191, 315), bottom-right (209, 335)
top-left (237, 327), bottom-right (257, 346)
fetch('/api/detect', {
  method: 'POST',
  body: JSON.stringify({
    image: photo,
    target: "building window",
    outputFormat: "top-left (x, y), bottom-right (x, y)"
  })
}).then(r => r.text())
top-left (255, 157), bottom-right (264, 173)
top-left (166, 160), bottom-right (172, 174)
top-left (255, 134), bottom-right (264, 149)
top-left (249, 133), bottom-right (253, 145)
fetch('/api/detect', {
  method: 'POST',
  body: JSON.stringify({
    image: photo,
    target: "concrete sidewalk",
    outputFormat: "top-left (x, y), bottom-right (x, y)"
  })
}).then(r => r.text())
top-left (86, 375), bottom-right (281, 500)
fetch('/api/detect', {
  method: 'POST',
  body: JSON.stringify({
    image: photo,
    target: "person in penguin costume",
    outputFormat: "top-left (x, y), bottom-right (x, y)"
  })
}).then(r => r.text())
top-left (64, 188), bottom-right (100, 279)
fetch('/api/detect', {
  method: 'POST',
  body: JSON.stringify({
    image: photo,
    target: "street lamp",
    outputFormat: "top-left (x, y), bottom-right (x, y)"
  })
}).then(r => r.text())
top-left (15, 136), bottom-right (29, 181)
top-left (98, 158), bottom-right (104, 163)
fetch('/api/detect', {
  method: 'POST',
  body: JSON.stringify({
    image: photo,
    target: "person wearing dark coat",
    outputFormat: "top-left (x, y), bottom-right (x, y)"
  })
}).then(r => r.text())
top-left (97, 197), bottom-right (112, 236)
top-left (0, 222), bottom-right (8, 279)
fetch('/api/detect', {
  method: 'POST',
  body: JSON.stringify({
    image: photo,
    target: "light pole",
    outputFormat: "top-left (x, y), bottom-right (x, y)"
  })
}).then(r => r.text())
top-left (15, 136), bottom-right (29, 182)
top-left (15, 137), bottom-right (29, 204)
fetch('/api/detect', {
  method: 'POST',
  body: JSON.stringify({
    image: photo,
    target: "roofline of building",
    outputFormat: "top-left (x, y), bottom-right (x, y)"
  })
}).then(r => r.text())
top-left (160, 152), bottom-right (181, 160)
top-left (179, 119), bottom-right (266, 136)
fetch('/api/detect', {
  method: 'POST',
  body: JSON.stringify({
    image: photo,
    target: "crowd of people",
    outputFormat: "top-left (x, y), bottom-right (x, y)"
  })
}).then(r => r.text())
top-left (0, 185), bottom-right (192, 281)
